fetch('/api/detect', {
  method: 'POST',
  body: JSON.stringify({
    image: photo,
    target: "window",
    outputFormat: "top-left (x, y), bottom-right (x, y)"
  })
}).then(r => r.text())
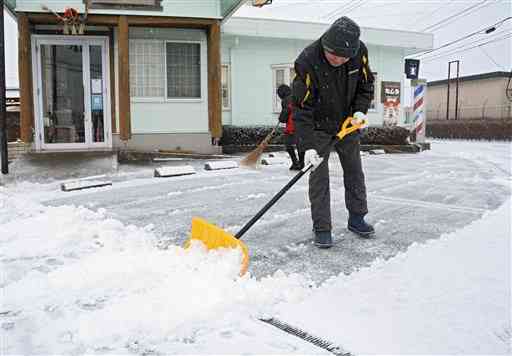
top-left (166, 42), bottom-right (201, 99)
top-left (129, 40), bottom-right (165, 98)
top-left (221, 64), bottom-right (231, 110)
top-left (129, 40), bottom-right (202, 100)
top-left (369, 72), bottom-right (378, 111)
top-left (272, 64), bottom-right (295, 113)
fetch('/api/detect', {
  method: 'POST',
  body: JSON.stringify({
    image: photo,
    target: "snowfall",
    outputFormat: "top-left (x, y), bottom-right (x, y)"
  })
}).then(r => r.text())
top-left (1, 140), bottom-right (511, 355)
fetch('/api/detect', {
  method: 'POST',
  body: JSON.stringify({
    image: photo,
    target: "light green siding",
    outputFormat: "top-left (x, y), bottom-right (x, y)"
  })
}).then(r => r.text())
top-left (16, 0), bottom-right (220, 18)
top-left (221, 35), bottom-right (407, 127)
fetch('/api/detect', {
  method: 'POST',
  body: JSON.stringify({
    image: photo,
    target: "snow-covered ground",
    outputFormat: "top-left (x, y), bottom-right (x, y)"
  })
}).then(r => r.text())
top-left (1, 140), bottom-right (511, 354)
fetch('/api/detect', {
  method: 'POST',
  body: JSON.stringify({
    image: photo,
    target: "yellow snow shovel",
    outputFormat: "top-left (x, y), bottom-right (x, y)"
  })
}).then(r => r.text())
top-left (185, 117), bottom-right (367, 276)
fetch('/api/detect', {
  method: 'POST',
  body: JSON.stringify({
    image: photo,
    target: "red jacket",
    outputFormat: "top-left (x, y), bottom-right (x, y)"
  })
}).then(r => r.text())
top-left (278, 97), bottom-right (295, 134)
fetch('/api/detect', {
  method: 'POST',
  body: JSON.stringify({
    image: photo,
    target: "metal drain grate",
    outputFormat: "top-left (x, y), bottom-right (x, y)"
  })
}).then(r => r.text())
top-left (260, 317), bottom-right (353, 356)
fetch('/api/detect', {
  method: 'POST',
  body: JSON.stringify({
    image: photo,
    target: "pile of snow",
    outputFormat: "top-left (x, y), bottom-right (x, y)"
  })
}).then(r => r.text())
top-left (0, 187), bottom-right (316, 354)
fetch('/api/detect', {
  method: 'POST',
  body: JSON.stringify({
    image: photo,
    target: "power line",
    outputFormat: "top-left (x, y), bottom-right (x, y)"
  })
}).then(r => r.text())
top-left (410, 17), bottom-right (512, 58)
top-left (321, 1), bottom-right (353, 20)
top-left (421, 33), bottom-right (512, 63)
top-left (421, 0), bottom-right (492, 32)
top-left (478, 46), bottom-right (507, 71)
top-left (421, 32), bottom-right (512, 62)
top-left (410, 0), bottom-right (455, 29)
top-left (322, 0), bottom-right (365, 20)
top-left (419, 29), bottom-right (511, 60)
top-left (343, 0), bottom-right (366, 15)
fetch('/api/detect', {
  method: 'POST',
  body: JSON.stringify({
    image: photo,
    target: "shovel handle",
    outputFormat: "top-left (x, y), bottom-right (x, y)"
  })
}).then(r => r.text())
top-left (235, 164), bottom-right (312, 238)
top-left (234, 117), bottom-right (366, 239)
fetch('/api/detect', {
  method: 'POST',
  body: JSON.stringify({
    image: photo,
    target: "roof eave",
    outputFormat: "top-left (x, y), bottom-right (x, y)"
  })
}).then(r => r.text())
top-left (221, 0), bottom-right (246, 24)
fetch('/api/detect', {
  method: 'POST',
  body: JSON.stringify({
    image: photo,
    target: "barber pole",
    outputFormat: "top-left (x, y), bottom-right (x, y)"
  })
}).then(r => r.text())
top-left (412, 79), bottom-right (427, 143)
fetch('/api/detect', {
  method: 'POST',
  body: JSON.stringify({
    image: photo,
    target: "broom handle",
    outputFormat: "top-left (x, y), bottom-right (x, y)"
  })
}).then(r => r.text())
top-left (235, 136), bottom-right (336, 239)
top-left (266, 121), bottom-right (281, 142)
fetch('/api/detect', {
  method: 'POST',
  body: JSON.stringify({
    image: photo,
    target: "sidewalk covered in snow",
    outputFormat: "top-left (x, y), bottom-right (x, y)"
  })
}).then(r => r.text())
top-left (1, 140), bottom-right (510, 354)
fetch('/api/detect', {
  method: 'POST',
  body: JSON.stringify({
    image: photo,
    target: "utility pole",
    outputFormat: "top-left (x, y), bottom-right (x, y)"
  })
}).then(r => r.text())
top-left (0, 0), bottom-right (8, 174)
top-left (446, 60), bottom-right (460, 121)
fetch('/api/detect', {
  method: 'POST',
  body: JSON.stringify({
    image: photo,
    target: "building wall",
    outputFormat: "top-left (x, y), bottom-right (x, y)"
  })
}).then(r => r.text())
top-left (221, 34), bottom-right (407, 127)
top-left (16, 0), bottom-right (221, 19)
top-left (427, 77), bottom-right (512, 120)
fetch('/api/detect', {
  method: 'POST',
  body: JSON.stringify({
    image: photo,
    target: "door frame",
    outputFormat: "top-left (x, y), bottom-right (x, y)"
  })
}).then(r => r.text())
top-left (31, 35), bottom-right (112, 151)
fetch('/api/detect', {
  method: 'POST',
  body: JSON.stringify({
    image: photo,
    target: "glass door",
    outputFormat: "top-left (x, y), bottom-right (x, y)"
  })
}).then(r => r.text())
top-left (40, 43), bottom-right (86, 145)
top-left (33, 36), bottom-right (111, 150)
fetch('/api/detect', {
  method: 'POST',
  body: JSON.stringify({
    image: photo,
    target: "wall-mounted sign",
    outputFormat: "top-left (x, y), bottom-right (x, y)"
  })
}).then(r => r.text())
top-left (87, 0), bottom-right (162, 10)
top-left (405, 59), bottom-right (420, 80)
top-left (381, 81), bottom-right (401, 127)
top-left (91, 79), bottom-right (102, 94)
top-left (381, 81), bottom-right (401, 102)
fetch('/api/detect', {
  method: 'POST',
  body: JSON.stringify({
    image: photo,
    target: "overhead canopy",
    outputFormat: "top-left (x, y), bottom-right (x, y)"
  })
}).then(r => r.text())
top-left (221, 0), bottom-right (246, 20)
top-left (4, 0), bottom-right (16, 17)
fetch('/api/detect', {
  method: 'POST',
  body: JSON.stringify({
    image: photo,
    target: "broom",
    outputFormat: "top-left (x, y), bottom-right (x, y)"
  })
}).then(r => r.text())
top-left (240, 122), bottom-right (280, 167)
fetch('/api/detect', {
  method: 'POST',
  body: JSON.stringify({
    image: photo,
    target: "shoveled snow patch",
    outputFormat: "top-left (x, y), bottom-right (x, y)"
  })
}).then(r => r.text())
top-left (261, 157), bottom-right (289, 165)
top-left (204, 160), bottom-right (238, 170)
top-left (277, 197), bottom-right (512, 355)
top-left (0, 189), bottom-right (316, 354)
top-left (154, 165), bottom-right (196, 178)
top-left (61, 179), bottom-right (112, 192)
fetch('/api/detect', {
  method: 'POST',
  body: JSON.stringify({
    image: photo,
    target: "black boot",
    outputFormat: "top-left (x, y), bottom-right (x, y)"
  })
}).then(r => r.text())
top-left (348, 213), bottom-right (375, 238)
top-left (298, 151), bottom-right (305, 169)
top-left (286, 147), bottom-right (300, 170)
top-left (314, 230), bottom-right (333, 248)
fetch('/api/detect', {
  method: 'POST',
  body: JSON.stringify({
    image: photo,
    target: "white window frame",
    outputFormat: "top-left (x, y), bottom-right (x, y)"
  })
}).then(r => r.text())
top-left (164, 40), bottom-right (203, 102)
top-left (129, 39), bottom-right (165, 102)
top-left (369, 72), bottom-right (379, 112)
top-left (272, 64), bottom-right (295, 113)
top-left (221, 64), bottom-right (231, 111)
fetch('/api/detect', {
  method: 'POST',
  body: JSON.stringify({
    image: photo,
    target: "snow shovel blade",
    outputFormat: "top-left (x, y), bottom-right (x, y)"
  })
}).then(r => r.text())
top-left (185, 217), bottom-right (250, 276)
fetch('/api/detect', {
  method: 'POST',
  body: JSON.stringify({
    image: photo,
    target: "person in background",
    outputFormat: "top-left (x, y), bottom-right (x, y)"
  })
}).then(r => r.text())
top-left (291, 16), bottom-right (375, 248)
top-left (277, 84), bottom-right (304, 171)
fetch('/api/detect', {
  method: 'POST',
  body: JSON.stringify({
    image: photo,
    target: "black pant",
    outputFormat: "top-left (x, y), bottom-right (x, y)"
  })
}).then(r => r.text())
top-left (309, 130), bottom-right (368, 232)
top-left (284, 133), bottom-right (303, 166)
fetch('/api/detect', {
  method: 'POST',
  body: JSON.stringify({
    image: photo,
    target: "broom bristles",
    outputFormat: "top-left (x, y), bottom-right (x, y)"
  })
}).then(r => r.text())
top-left (240, 128), bottom-right (276, 167)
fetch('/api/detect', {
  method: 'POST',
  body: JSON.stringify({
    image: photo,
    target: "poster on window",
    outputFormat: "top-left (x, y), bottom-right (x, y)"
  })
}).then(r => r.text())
top-left (381, 81), bottom-right (401, 127)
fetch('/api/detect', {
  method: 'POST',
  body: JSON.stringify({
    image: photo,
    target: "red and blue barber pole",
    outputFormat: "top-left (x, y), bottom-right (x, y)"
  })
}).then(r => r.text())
top-left (413, 80), bottom-right (427, 143)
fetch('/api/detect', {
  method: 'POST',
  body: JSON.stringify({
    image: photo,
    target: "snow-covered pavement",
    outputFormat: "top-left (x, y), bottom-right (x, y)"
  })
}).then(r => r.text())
top-left (1, 140), bottom-right (511, 354)
top-left (41, 140), bottom-right (511, 282)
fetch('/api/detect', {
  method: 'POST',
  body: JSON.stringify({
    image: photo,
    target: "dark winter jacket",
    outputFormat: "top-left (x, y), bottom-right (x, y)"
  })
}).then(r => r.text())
top-left (278, 96), bottom-right (295, 135)
top-left (291, 39), bottom-right (375, 152)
